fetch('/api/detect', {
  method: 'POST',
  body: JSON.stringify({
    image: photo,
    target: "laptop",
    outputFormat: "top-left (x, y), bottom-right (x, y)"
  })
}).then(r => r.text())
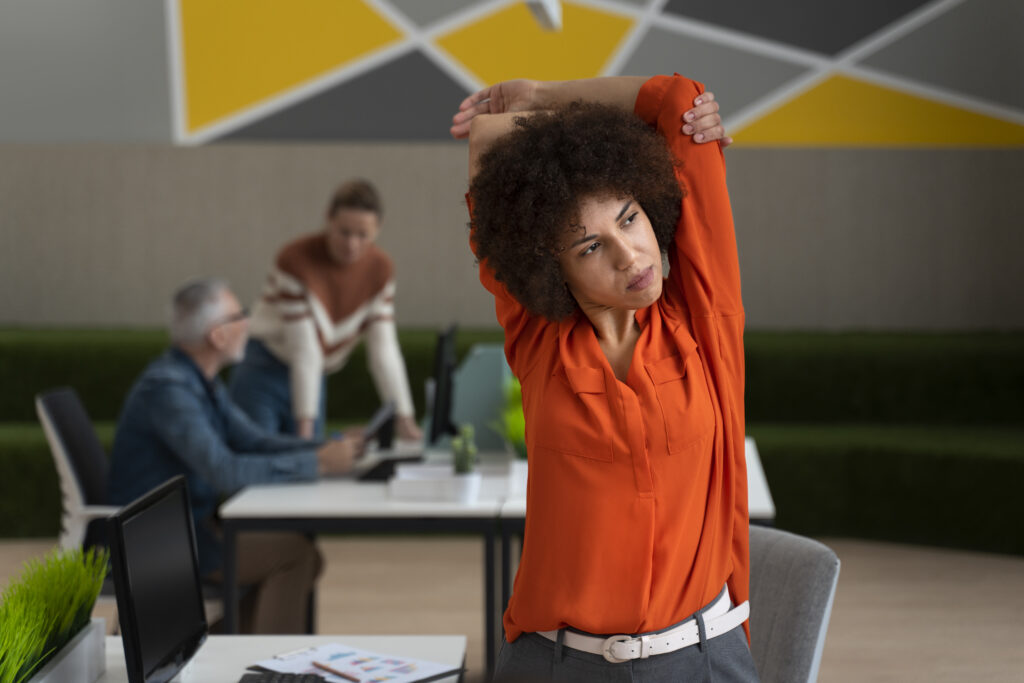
top-left (107, 475), bottom-right (208, 683)
top-left (352, 401), bottom-right (423, 481)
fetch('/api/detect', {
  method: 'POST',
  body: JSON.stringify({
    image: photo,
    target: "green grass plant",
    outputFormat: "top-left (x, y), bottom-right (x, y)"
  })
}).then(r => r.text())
top-left (0, 547), bottom-right (108, 683)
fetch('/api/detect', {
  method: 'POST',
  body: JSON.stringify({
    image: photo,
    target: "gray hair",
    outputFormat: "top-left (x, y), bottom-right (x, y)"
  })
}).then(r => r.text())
top-left (169, 278), bottom-right (230, 346)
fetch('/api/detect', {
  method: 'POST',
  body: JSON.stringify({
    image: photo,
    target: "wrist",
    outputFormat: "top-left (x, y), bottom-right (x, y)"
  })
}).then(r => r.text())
top-left (531, 80), bottom-right (565, 109)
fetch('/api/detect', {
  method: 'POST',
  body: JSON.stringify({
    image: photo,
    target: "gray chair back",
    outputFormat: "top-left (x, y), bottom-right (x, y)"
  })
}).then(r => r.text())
top-left (748, 525), bottom-right (840, 683)
top-left (36, 387), bottom-right (115, 550)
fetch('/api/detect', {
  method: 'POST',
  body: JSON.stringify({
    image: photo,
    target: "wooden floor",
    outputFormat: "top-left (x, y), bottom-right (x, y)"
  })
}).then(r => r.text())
top-left (3, 536), bottom-right (1023, 682)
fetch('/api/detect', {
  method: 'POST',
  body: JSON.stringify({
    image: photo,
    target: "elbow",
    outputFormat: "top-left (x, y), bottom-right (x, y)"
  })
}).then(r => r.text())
top-left (468, 114), bottom-right (503, 180)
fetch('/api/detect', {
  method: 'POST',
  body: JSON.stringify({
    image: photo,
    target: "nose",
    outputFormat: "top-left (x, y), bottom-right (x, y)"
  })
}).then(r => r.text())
top-left (611, 236), bottom-right (638, 270)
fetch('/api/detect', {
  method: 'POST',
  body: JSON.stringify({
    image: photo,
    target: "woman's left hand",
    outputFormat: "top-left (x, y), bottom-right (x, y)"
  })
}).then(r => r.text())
top-left (450, 79), bottom-right (541, 139)
top-left (395, 415), bottom-right (424, 441)
top-left (683, 91), bottom-right (733, 148)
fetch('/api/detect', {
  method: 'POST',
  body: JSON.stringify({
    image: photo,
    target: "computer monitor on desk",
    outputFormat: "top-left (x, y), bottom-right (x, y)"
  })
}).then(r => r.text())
top-left (107, 475), bottom-right (208, 683)
top-left (428, 323), bottom-right (458, 445)
top-left (356, 325), bottom-right (458, 481)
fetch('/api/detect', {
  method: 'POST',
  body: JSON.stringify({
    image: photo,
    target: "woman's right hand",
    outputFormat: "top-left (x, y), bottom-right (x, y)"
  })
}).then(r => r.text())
top-left (450, 79), bottom-right (542, 139)
top-left (296, 418), bottom-right (316, 440)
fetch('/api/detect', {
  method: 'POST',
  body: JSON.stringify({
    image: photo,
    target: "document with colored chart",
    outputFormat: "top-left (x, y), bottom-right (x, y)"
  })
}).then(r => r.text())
top-left (252, 642), bottom-right (462, 683)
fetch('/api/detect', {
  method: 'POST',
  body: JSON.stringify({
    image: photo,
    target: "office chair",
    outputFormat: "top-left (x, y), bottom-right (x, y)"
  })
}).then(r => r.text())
top-left (35, 387), bottom-right (228, 626)
top-left (35, 387), bottom-right (119, 552)
top-left (748, 525), bottom-right (841, 683)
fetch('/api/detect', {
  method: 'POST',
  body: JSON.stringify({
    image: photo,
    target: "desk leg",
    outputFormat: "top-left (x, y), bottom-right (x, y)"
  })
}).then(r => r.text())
top-left (223, 523), bottom-right (239, 634)
top-left (484, 526), bottom-right (496, 676)
top-left (501, 525), bottom-right (511, 613)
top-left (306, 531), bottom-right (318, 634)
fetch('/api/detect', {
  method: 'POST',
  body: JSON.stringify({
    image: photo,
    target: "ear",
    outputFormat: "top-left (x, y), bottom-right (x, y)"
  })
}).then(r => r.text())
top-left (206, 326), bottom-right (226, 351)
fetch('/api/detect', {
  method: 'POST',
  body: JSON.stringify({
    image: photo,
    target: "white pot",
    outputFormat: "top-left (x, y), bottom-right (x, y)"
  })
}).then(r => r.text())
top-left (388, 467), bottom-right (483, 503)
top-left (29, 617), bottom-right (105, 683)
top-left (447, 472), bottom-right (482, 504)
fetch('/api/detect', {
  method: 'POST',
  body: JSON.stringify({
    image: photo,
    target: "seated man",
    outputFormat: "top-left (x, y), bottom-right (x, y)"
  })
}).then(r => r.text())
top-left (108, 277), bottom-right (360, 633)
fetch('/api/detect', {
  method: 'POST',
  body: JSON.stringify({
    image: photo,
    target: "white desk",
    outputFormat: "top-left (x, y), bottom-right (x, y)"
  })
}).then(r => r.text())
top-left (218, 441), bottom-right (775, 674)
top-left (218, 478), bottom-right (506, 671)
top-left (98, 634), bottom-right (466, 682)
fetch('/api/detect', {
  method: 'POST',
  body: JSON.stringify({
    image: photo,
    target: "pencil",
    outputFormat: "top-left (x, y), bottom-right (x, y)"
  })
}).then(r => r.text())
top-left (312, 660), bottom-right (360, 682)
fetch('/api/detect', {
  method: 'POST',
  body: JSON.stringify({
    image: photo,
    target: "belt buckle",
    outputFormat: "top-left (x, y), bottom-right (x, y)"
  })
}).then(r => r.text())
top-left (601, 634), bottom-right (634, 663)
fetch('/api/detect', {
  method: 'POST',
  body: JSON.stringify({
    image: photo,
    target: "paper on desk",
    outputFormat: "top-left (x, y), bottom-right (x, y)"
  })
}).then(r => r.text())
top-left (254, 643), bottom-right (460, 683)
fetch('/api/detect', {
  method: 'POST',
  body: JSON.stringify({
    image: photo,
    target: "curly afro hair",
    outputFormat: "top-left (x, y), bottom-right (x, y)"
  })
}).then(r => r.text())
top-left (469, 101), bottom-right (684, 321)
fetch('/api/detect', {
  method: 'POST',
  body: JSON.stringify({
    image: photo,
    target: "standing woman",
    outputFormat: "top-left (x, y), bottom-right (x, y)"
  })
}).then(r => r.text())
top-left (450, 75), bottom-right (756, 681)
top-left (230, 179), bottom-right (422, 441)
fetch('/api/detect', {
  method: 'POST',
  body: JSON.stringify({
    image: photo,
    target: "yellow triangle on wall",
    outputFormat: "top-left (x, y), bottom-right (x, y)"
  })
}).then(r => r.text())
top-left (735, 75), bottom-right (1024, 146)
top-left (436, 2), bottom-right (633, 84)
top-left (179, 0), bottom-right (402, 132)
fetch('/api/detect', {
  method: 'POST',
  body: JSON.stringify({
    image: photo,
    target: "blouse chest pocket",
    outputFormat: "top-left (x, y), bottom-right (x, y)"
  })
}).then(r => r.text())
top-left (526, 366), bottom-right (616, 462)
top-left (644, 349), bottom-right (715, 455)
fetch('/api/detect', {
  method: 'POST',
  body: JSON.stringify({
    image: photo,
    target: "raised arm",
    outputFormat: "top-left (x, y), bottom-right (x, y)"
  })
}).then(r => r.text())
top-left (452, 77), bottom-right (730, 180)
top-left (636, 75), bottom-right (741, 317)
top-left (452, 77), bottom-right (647, 134)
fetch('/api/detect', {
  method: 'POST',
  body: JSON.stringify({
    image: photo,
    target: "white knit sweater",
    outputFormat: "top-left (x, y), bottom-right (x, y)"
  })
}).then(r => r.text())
top-left (248, 234), bottom-right (415, 421)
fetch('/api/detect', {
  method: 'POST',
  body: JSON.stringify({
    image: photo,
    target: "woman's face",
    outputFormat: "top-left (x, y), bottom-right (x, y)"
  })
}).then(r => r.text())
top-left (325, 208), bottom-right (380, 265)
top-left (556, 193), bottom-right (663, 313)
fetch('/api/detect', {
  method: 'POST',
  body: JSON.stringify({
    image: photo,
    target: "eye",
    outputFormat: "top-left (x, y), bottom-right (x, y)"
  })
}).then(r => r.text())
top-left (622, 211), bottom-right (639, 227)
top-left (581, 241), bottom-right (600, 256)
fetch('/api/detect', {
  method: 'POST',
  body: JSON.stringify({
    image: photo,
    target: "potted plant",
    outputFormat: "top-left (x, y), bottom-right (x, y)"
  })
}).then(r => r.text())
top-left (0, 547), bottom-right (108, 683)
top-left (450, 424), bottom-right (482, 503)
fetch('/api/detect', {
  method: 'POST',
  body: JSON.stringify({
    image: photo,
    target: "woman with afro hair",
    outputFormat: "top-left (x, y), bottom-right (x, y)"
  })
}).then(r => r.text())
top-left (451, 75), bottom-right (757, 682)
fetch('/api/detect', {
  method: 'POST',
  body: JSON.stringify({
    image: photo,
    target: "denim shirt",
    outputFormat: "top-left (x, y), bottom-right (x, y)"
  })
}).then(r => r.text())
top-left (108, 348), bottom-right (319, 576)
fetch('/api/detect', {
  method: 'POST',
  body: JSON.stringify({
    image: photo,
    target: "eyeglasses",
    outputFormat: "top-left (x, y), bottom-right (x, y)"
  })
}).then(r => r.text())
top-left (210, 307), bottom-right (250, 328)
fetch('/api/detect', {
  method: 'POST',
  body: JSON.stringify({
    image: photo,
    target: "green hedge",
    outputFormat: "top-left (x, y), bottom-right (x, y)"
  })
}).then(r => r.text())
top-left (2, 329), bottom-right (1021, 424)
top-left (2, 328), bottom-right (1023, 554)
top-left (0, 424), bottom-right (61, 537)
top-left (6, 421), bottom-right (1023, 554)
top-left (744, 332), bottom-right (1024, 425)
top-left (749, 424), bottom-right (1024, 555)
top-left (0, 423), bottom-right (114, 538)
top-left (0, 328), bottom-right (504, 423)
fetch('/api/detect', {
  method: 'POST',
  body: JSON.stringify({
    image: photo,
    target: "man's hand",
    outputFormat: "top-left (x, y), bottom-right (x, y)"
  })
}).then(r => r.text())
top-left (683, 91), bottom-right (733, 148)
top-left (316, 435), bottom-right (363, 476)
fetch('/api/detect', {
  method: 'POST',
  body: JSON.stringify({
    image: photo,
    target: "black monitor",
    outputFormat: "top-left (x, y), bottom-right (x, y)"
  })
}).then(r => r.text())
top-left (428, 324), bottom-right (458, 445)
top-left (107, 476), bottom-right (207, 683)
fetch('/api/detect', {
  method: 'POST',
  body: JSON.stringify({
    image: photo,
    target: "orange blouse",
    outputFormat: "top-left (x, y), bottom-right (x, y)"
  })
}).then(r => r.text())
top-left (470, 74), bottom-right (748, 642)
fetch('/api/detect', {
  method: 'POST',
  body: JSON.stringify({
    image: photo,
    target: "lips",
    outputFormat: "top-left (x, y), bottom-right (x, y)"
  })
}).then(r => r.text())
top-left (627, 266), bottom-right (655, 291)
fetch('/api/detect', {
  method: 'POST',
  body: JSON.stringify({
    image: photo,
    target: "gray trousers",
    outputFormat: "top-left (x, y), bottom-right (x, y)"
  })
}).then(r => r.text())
top-left (494, 592), bottom-right (760, 683)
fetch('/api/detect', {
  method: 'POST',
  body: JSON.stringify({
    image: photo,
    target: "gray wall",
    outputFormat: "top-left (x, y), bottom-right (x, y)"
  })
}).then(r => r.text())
top-left (0, 0), bottom-right (1020, 330)
top-left (0, 0), bottom-right (172, 143)
top-left (730, 150), bottom-right (1024, 330)
top-left (1, 145), bottom-right (1020, 330)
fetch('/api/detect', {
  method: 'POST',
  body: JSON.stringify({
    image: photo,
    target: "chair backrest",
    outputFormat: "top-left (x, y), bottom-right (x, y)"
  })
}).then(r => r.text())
top-left (35, 387), bottom-right (111, 548)
top-left (748, 525), bottom-right (840, 683)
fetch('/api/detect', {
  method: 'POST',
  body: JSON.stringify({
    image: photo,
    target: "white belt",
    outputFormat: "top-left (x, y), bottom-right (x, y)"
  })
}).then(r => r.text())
top-left (537, 588), bottom-right (749, 664)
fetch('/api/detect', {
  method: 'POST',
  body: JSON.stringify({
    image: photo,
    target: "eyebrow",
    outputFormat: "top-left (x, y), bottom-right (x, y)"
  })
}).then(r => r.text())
top-left (569, 232), bottom-right (598, 249)
top-left (616, 200), bottom-right (633, 221)
top-left (568, 201), bottom-right (634, 249)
